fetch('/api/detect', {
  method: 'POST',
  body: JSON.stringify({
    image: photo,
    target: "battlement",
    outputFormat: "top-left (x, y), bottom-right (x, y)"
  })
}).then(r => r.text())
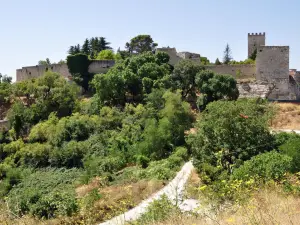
top-left (248, 32), bottom-right (265, 36)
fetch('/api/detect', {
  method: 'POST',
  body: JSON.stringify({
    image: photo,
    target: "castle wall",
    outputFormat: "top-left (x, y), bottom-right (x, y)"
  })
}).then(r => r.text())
top-left (248, 33), bottom-right (265, 58)
top-left (156, 48), bottom-right (182, 65)
top-left (88, 60), bottom-right (115, 73)
top-left (256, 46), bottom-right (292, 100)
top-left (16, 61), bottom-right (114, 82)
top-left (204, 64), bottom-right (256, 79)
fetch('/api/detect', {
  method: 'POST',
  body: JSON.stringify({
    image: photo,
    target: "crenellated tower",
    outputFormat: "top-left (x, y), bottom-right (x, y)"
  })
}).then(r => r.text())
top-left (248, 32), bottom-right (266, 58)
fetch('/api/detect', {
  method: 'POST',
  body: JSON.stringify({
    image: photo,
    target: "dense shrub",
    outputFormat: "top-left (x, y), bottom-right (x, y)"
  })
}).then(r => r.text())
top-left (279, 137), bottom-right (300, 172)
top-left (6, 168), bottom-right (81, 218)
top-left (188, 98), bottom-right (276, 179)
top-left (233, 151), bottom-right (292, 181)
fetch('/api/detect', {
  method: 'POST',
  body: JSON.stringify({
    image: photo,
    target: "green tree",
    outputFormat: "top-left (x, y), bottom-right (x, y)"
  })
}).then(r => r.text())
top-left (81, 38), bottom-right (90, 55)
top-left (188, 99), bottom-right (276, 177)
top-left (38, 58), bottom-right (51, 66)
top-left (200, 57), bottom-right (210, 65)
top-left (0, 74), bottom-right (12, 105)
top-left (195, 70), bottom-right (239, 109)
top-left (66, 53), bottom-right (91, 92)
top-left (215, 58), bottom-right (221, 65)
top-left (98, 37), bottom-right (112, 51)
top-left (249, 49), bottom-right (257, 61)
top-left (171, 60), bottom-right (204, 99)
top-left (125, 35), bottom-right (158, 54)
top-left (96, 50), bottom-right (115, 60)
top-left (223, 43), bottom-right (232, 64)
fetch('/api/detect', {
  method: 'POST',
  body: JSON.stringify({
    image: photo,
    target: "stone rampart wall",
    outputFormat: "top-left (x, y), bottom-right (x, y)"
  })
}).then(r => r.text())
top-left (16, 61), bottom-right (115, 82)
top-left (204, 64), bottom-right (256, 79)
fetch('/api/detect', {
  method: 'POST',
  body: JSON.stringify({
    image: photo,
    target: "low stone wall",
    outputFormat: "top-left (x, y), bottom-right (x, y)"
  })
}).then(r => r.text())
top-left (205, 64), bottom-right (256, 79)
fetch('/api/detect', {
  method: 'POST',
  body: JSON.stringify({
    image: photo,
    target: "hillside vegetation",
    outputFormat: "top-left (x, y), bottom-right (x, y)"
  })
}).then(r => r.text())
top-left (1, 35), bottom-right (300, 224)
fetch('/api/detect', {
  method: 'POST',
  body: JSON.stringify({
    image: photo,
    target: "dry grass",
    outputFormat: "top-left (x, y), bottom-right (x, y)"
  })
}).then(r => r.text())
top-left (147, 187), bottom-right (300, 225)
top-left (271, 102), bottom-right (300, 130)
top-left (184, 168), bottom-right (201, 199)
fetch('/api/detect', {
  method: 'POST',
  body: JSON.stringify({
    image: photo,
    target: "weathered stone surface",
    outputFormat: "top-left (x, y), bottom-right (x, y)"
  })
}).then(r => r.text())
top-left (237, 81), bottom-right (275, 99)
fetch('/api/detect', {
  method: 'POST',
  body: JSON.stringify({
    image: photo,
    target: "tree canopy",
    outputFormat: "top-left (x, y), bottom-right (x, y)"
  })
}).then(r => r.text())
top-left (125, 35), bottom-right (158, 54)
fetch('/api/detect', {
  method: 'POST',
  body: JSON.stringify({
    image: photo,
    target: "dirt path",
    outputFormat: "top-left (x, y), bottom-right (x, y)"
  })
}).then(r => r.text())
top-left (99, 161), bottom-right (194, 225)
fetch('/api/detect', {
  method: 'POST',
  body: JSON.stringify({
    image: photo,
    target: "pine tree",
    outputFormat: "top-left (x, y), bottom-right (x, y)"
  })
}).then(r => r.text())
top-left (81, 38), bottom-right (90, 55)
top-left (74, 44), bottom-right (81, 54)
top-left (215, 58), bottom-right (221, 65)
top-left (68, 46), bottom-right (75, 55)
top-left (99, 37), bottom-right (112, 51)
top-left (223, 43), bottom-right (232, 64)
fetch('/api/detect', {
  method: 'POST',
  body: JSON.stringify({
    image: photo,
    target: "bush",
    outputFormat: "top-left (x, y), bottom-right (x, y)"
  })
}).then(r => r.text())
top-left (16, 143), bottom-right (52, 167)
top-left (6, 168), bottom-right (81, 218)
top-left (189, 99), bottom-right (276, 177)
top-left (49, 141), bottom-right (86, 168)
top-left (134, 194), bottom-right (178, 224)
top-left (233, 151), bottom-right (292, 181)
top-left (279, 137), bottom-right (300, 172)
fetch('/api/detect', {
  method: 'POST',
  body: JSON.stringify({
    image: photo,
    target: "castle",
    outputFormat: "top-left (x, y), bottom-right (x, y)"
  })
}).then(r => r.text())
top-left (16, 32), bottom-right (300, 100)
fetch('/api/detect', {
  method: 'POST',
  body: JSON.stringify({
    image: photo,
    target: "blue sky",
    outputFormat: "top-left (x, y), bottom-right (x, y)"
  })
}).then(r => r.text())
top-left (1, 0), bottom-right (299, 81)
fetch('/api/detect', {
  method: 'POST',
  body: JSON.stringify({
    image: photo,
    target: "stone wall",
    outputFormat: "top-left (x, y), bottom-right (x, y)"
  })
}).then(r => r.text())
top-left (248, 33), bottom-right (265, 58)
top-left (16, 60), bottom-right (115, 82)
top-left (256, 46), bottom-right (292, 100)
top-left (156, 48), bottom-right (182, 65)
top-left (237, 80), bottom-right (274, 99)
top-left (204, 64), bottom-right (256, 79)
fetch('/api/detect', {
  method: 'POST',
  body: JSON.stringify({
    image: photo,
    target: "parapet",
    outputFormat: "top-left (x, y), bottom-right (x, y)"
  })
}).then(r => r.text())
top-left (248, 32), bottom-right (265, 36)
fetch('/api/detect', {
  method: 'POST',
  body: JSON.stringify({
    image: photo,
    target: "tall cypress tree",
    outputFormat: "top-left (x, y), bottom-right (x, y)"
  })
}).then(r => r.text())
top-left (223, 43), bottom-right (232, 64)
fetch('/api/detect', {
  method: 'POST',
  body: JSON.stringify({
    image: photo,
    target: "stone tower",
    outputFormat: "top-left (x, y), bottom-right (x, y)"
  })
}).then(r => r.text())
top-left (248, 33), bottom-right (266, 58)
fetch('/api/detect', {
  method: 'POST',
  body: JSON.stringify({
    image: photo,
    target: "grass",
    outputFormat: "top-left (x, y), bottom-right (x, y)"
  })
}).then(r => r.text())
top-left (134, 181), bottom-right (300, 225)
top-left (271, 103), bottom-right (300, 130)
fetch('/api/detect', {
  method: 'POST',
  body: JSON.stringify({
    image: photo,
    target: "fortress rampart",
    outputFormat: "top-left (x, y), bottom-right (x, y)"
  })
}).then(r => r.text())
top-left (16, 60), bottom-right (115, 82)
top-left (16, 32), bottom-right (300, 100)
top-left (204, 64), bottom-right (256, 79)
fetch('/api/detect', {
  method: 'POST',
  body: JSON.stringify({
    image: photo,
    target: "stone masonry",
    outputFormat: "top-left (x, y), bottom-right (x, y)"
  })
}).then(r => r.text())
top-left (16, 33), bottom-right (300, 100)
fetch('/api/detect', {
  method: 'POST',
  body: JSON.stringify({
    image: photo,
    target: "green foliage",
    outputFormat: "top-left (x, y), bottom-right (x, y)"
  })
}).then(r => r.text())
top-left (69, 37), bottom-right (111, 59)
top-left (229, 58), bottom-right (255, 65)
top-left (171, 59), bottom-right (204, 98)
top-left (125, 34), bottom-right (158, 54)
top-left (96, 49), bottom-right (116, 60)
top-left (134, 194), bottom-right (177, 224)
top-left (66, 53), bottom-right (92, 91)
top-left (233, 151), bottom-right (292, 181)
top-left (6, 168), bottom-right (81, 218)
top-left (189, 99), bottom-right (276, 179)
top-left (249, 48), bottom-right (257, 60)
top-left (92, 52), bottom-right (172, 105)
top-left (38, 58), bottom-right (51, 66)
top-left (195, 70), bottom-right (239, 109)
top-left (8, 72), bottom-right (79, 137)
top-left (200, 56), bottom-right (210, 65)
top-left (279, 136), bottom-right (300, 172)
top-left (0, 75), bottom-right (12, 103)
top-left (215, 58), bottom-right (222, 65)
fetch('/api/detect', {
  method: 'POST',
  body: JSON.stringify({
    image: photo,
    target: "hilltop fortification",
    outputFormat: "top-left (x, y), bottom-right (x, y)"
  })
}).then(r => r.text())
top-left (16, 33), bottom-right (300, 100)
